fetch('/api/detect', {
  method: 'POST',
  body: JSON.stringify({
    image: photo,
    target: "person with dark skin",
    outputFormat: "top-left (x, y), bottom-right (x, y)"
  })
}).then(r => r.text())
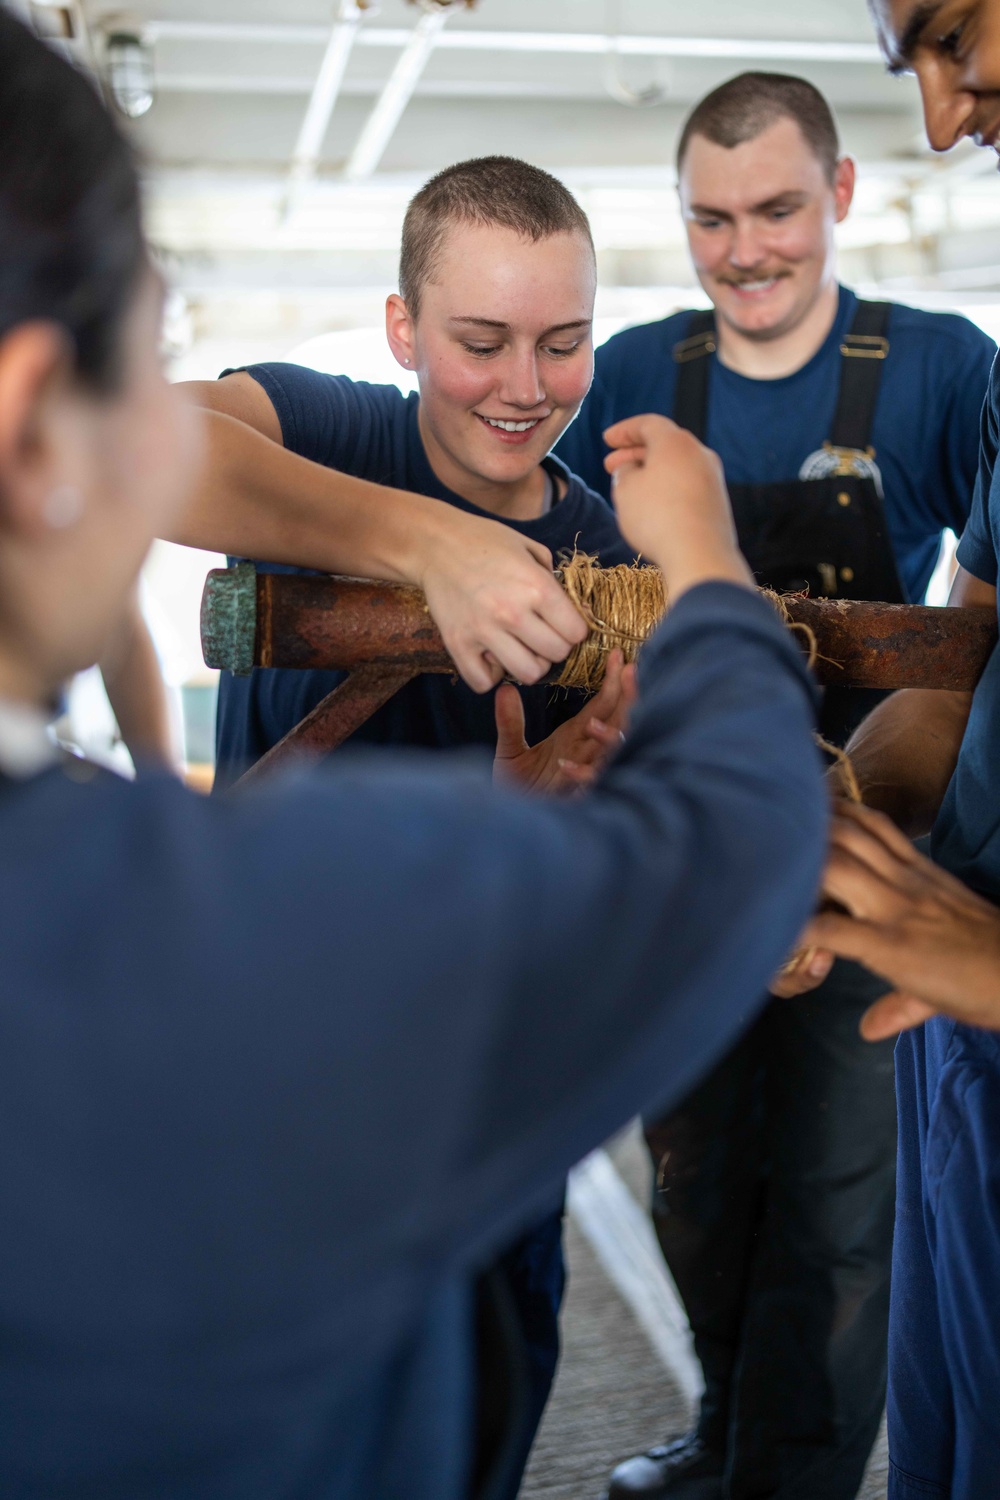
top-left (0, 17), bottom-right (827, 1499)
top-left (559, 71), bottom-right (994, 1500)
top-left (776, 4), bottom-right (1000, 1495)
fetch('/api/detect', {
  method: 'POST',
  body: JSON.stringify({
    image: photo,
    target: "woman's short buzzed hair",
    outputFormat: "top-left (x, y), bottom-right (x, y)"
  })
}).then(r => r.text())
top-left (676, 72), bottom-right (841, 184)
top-left (398, 155), bottom-right (594, 318)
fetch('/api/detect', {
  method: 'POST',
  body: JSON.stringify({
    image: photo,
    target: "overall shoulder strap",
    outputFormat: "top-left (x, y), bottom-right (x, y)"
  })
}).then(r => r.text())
top-left (828, 300), bottom-right (891, 452)
top-left (671, 309), bottom-right (717, 441)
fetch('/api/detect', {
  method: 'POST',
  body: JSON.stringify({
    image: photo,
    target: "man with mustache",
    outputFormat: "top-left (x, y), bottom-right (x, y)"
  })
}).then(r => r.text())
top-left (558, 72), bottom-right (995, 1500)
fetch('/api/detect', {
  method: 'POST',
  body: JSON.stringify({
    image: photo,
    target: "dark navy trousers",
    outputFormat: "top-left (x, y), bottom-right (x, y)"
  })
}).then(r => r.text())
top-left (889, 1019), bottom-right (1000, 1500)
top-left (491, 1207), bottom-right (565, 1499)
top-left (645, 960), bottom-right (896, 1500)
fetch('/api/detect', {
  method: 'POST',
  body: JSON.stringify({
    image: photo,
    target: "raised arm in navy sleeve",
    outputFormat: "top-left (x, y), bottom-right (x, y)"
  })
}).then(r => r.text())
top-left (0, 583), bottom-right (824, 1500)
top-left (3, 585), bottom-right (822, 1277)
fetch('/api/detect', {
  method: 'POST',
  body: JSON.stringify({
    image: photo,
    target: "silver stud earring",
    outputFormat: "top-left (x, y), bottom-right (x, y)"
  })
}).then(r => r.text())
top-left (403, 357), bottom-right (410, 365)
top-left (43, 485), bottom-right (84, 529)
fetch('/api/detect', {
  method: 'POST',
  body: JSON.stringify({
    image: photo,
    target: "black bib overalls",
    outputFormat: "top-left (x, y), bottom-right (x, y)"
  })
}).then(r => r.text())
top-left (672, 301), bottom-right (903, 744)
top-left (630, 303), bottom-right (898, 1500)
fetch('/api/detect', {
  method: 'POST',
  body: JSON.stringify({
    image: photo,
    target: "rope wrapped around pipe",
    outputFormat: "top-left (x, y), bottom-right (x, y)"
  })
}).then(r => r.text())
top-left (554, 551), bottom-right (856, 803)
top-left (554, 551), bottom-right (819, 691)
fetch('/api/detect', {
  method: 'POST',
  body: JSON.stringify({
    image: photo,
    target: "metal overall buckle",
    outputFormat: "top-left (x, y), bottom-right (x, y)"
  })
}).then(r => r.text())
top-left (672, 329), bottom-right (717, 362)
top-left (839, 332), bottom-right (889, 359)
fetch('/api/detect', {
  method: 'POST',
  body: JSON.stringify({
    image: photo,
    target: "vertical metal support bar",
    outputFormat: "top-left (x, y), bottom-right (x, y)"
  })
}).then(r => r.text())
top-left (282, 0), bottom-right (364, 214)
top-left (344, 4), bottom-right (450, 180)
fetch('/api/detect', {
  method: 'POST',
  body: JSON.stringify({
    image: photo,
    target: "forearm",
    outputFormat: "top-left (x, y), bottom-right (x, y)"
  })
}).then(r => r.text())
top-left (845, 688), bottom-right (971, 836)
top-left (167, 391), bottom-right (588, 694)
top-left (99, 601), bottom-right (178, 771)
top-left (166, 410), bottom-right (448, 585)
top-left (844, 565), bottom-right (992, 834)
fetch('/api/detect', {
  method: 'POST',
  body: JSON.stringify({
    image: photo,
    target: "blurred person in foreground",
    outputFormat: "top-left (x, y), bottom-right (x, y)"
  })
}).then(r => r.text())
top-left (0, 15), bottom-right (825, 1500)
top-left (560, 71), bottom-right (993, 1500)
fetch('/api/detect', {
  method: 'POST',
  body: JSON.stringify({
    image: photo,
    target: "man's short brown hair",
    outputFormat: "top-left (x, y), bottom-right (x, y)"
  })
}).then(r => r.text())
top-left (398, 155), bottom-right (594, 318)
top-left (676, 73), bottom-right (841, 183)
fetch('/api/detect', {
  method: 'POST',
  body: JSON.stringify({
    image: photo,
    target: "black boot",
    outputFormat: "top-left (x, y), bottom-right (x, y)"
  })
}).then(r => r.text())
top-left (605, 1433), bottom-right (723, 1499)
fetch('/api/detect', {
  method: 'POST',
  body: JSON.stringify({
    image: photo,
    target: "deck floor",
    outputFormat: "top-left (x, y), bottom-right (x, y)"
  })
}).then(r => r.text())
top-left (521, 1127), bottom-right (889, 1500)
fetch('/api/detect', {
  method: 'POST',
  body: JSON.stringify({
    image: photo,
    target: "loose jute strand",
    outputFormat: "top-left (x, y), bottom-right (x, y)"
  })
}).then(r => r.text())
top-left (556, 554), bottom-right (668, 692)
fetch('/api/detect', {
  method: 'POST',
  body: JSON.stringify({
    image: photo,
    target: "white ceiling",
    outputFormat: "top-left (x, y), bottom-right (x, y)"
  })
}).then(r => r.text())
top-left (13, 0), bottom-right (1000, 366)
top-left (105, 0), bottom-right (925, 174)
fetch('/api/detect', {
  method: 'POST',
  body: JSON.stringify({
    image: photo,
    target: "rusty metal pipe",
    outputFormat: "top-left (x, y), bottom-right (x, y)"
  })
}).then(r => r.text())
top-left (201, 564), bottom-right (998, 692)
top-left (778, 595), bottom-right (997, 690)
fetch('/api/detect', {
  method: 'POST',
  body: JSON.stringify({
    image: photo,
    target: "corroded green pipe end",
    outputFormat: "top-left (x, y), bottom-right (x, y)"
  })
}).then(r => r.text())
top-left (200, 562), bottom-right (257, 676)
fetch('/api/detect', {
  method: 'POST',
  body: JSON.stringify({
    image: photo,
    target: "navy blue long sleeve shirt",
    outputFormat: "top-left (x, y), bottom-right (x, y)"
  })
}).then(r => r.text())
top-left (0, 583), bottom-right (824, 1499)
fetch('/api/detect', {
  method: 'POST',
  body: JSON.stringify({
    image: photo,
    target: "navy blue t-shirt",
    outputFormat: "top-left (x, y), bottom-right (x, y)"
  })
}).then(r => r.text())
top-left (934, 353), bottom-right (1000, 896)
top-left (215, 367), bottom-right (634, 787)
top-left (894, 342), bottom-right (1000, 1500)
top-left (557, 286), bottom-right (994, 604)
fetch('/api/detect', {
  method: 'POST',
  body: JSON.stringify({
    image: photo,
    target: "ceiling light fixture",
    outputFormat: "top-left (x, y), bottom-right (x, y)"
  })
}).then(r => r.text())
top-left (103, 25), bottom-right (154, 118)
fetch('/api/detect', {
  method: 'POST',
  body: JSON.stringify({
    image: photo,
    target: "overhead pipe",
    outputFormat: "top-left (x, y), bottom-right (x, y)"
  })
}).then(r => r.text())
top-left (282, 0), bottom-right (366, 216)
top-left (344, 1), bottom-right (455, 181)
top-left (145, 19), bottom-right (883, 65)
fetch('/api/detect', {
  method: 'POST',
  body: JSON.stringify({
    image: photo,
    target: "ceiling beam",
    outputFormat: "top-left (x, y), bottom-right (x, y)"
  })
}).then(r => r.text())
top-left (143, 20), bottom-right (883, 64)
top-left (283, 0), bottom-right (364, 213)
top-left (344, 5), bottom-right (451, 182)
top-left (154, 73), bottom-right (655, 100)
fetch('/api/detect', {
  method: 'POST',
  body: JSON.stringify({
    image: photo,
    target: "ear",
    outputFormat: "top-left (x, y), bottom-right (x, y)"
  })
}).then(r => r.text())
top-left (0, 322), bottom-right (75, 535)
top-left (385, 293), bottom-right (417, 371)
top-left (832, 155), bottom-right (856, 224)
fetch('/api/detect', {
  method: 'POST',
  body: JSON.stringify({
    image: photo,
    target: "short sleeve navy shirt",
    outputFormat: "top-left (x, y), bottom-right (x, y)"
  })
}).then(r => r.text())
top-left (214, 366), bottom-right (635, 787)
top-left (557, 286), bottom-right (994, 604)
top-left (933, 355), bottom-right (1000, 896)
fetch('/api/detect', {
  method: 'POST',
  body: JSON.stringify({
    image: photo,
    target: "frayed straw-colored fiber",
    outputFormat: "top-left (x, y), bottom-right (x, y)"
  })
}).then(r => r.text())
top-left (556, 553), bottom-right (667, 691)
top-left (815, 736), bottom-right (862, 804)
top-left (554, 552), bottom-right (821, 691)
top-left (555, 546), bottom-right (861, 805)
top-left (758, 588), bottom-right (819, 673)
